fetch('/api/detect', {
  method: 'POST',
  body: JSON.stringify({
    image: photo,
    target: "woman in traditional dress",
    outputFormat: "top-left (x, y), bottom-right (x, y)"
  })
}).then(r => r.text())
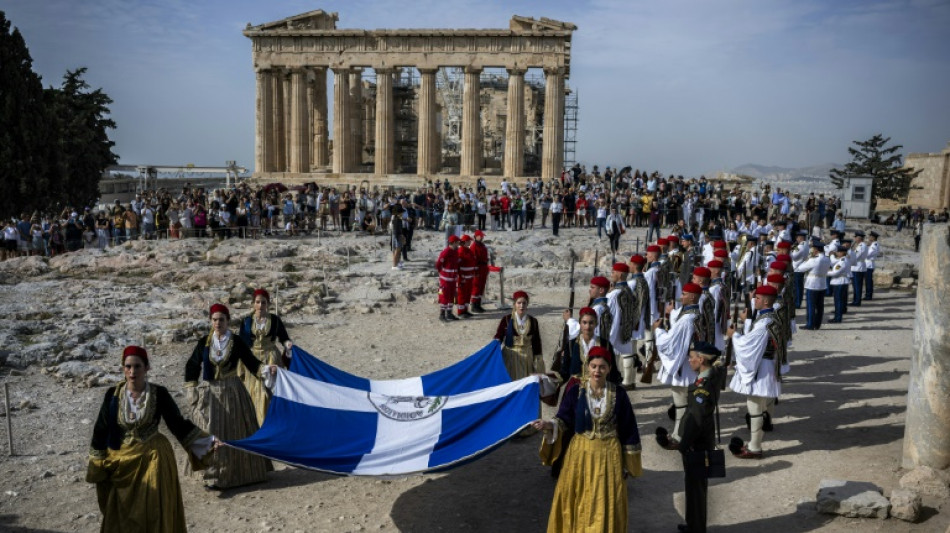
top-left (185, 303), bottom-right (274, 489)
top-left (493, 290), bottom-right (545, 381)
top-left (532, 347), bottom-right (643, 532)
top-left (238, 289), bottom-right (293, 425)
top-left (554, 307), bottom-right (622, 389)
top-left (87, 345), bottom-right (216, 532)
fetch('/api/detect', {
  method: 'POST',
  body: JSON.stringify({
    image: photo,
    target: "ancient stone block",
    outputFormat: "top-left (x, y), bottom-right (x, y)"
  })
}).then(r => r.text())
top-left (815, 479), bottom-right (889, 519)
top-left (899, 466), bottom-right (950, 498)
top-left (888, 488), bottom-right (921, 522)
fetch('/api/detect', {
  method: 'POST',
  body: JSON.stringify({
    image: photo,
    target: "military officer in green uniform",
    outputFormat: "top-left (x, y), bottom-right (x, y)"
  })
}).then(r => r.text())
top-left (677, 341), bottom-right (723, 533)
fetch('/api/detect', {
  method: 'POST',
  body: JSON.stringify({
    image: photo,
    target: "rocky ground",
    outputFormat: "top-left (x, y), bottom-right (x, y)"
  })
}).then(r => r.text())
top-left (0, 222), bottom-right (947, 533)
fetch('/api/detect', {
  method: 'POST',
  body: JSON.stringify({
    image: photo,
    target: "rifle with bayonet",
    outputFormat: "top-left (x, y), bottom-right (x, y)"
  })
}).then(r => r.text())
top-left (640, 265), bottom-right (666, 385)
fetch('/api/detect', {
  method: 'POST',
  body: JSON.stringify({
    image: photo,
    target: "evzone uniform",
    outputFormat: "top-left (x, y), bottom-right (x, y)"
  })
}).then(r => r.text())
top-left (707, 273), bottom-right (729, 352)
top-left (607, 263), bottom-right (640, 388)
top-left (654, 292), bottom-right (701, 445)
top-left (641, 248), bottom-right (662, 365)
top-left (435, 237), bottom-right (460, 320)
top-left (623, 258), bottom-right (651, 387)
top-left (729, 299), bottom-right (789, 458)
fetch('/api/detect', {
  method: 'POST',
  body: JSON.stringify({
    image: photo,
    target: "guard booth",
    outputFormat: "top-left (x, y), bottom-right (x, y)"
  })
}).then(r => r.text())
top-left (842, 174), bottom-right (874, 219)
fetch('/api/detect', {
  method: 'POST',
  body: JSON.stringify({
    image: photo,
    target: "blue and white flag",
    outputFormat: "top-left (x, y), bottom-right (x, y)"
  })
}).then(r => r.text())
top-left (227, 341), bottom-right (540, 475)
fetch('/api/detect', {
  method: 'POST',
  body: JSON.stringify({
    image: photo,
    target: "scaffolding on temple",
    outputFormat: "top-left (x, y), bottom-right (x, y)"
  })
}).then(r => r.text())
top-left (563, 85), bottom-right (578, 169)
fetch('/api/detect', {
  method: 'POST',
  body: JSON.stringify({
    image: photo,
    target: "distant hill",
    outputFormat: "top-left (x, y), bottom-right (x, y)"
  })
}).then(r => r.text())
top-left (718, 163), bottom-right (844, 195)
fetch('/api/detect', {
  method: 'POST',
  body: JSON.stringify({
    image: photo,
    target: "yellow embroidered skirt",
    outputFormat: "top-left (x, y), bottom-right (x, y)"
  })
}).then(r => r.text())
top-left (239, 343), bottom-right (282, 425)
top-left (546, 436), bottom-right (628, 533)
top-left (501, 345), bottom-right (545, 381)
top-left (187, 375), bottom-right (272, 488)
top-left (88, 434), bottom-right (187, 533)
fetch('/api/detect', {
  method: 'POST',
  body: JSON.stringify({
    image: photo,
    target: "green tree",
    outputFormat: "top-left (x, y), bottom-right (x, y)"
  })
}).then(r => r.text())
top-left (830, 134), bottom-right (922, 202)
top-left (45, 68), bottom-right (118, 209)
top-left (0, 10), bottom-right (54, 218)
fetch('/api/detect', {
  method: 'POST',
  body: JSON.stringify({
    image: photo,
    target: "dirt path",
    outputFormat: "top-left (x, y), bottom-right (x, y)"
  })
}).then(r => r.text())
top-left (0, 226), bottom-right (946, 532)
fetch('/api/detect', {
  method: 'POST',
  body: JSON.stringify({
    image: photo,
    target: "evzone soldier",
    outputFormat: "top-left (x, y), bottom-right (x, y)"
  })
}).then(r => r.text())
top-left (726, 285), bottom-right (788, 459)
top-left (837, 239), bottom-right (853, 314)
top-left (653, 282), bottom-right (703, 451)
top-left (864, 231), bottom-right (880, 300)
top-left (849, 230), bottom-right (868, 307)
top-left (455, 235), bottom-right (476, 318)
top-left (607, 262), bottom-right (640, 389)
top-left (677, 341), bottom-right (724, 533)
top-left (827, 246), bottom-right (850, 323)
top-left (706, 260), bottom-right (729, 352)
top-left (734, 235), bottom-right (757, 288)
top-left (765, 272), bottom-right (796, 343)
top-left (625, 254), bottom-right (651, 388)
top-left (469, 230), bottom-right (490, 313)
top-left (641, 245), bottom-right (663, 368)
top-left (692, 266), bottom-right (716, 346)
top-left (436, 235), bottom-right (460, 322)
top-left (794, 240), bottom-right (831, 330)
top-left (791, 230), bottom-right (810, 309)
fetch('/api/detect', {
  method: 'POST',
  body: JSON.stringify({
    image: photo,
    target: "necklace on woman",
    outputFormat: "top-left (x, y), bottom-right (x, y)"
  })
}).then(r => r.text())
top-left (588, 385), bottom-right (605, 416)
top-left (126, 385), bottom-right (148, 422)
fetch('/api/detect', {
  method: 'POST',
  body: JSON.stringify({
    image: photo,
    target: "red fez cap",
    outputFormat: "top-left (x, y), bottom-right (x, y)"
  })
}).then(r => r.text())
top-left (587, 346), bottom-right (613, 366)
top-left (755, 285), bottom-right (778, 297)
top-left (629, 254), bottom-right (647, 265)
top-left (590, 276), bottom-right (610, 289)
top-left (253, 288), bottom-right (270, 301)
top-left (461, 234), bottom-right (472, 242)
top-left (612, 262), bottom-right (629, 273)
top-left (474, 230), bottom-right (485, 238)
top-left (122, 345), bottom-right (148, 363)
top-left (766, 274), bottom-right (785, 284)
top-left (707, 260), bottom-right (724, 268)
top-left (656, 237), bottom-right (669, 245)
top-left (512, 290), bottom-right (529, 302)
top-left (646, 245), bottom-right (661, 253)
top-left (713, 240), bottom-right (727, 249)
top-left (776, 254), bottom-right (792, 263)
top-left (713, 249), bottom-right (728, 258)
top-left (769, 261), bottom-right (788, 271)
top-left (210, 303), bottom-right (230, 318)
top-left (578, 306), bottom-right (597, 318)
top-left (692, 267), bottom-right (711, 278)
top-left (448, 235), bottom-right (460, 244)
top-left (682, 282), bottom-right (703, 295)
top-left (777, 241), bottom-right (791, 249)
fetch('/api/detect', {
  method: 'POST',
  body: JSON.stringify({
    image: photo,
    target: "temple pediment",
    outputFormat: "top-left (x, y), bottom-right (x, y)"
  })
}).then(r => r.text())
top-left (509, 16), bottom-right (577, 33)
top-left (248, 10), bottom-right (339, 32)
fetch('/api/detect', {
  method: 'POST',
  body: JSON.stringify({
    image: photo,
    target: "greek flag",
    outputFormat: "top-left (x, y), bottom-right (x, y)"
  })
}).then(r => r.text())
top-left (227, 341), bottom-right (540, 475)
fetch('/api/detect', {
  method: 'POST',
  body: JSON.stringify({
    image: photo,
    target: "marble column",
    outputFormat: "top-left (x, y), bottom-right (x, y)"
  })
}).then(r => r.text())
top-left (289, 68), bottom-right (310, 174)
top-left (902, 223), bottom-right (950, 469)
top-left (417, 68), bottom-right (438, 176)
top-left (348, 69), bottom-right (363, 171)
top-left (374, 68), bottom-right (395, 176)
top-left (542, 67), bottom-right (565, 181)
top-left (255, 69), bottom-right (275, 173)
top-left (504, 68), bottom-right (526, 179)
top-left (271, 70), bottom-right (285, 172)
top-left (331, 67), bottom-right (350, 174)
top-left (310, 68), bottom-right (329, 169)
top-left (460, 67), bottom-right (483, 177)
top-left (282, 71), bottom-right (293, 172)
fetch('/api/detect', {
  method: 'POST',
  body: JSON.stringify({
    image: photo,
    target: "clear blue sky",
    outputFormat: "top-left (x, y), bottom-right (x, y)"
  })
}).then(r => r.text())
top-left (4, 0), bottom-right (949, 176)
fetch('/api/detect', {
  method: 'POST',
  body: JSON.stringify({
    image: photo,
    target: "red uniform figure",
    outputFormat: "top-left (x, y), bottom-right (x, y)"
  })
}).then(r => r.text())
top-left (470, 230), bottom-right (490, 312)
top-left (456, 235), bottom-right (477, 318)
top-left (436, 236), bottom-right (461, 322)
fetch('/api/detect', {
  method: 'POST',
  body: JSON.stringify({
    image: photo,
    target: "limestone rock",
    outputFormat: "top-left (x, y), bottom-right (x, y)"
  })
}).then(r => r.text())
top-left (899, 466), bottom-right (950, 498)
top-left (815, 479), bottom-right (889, 519)
top-left (888, 488), bottom-right (921, 522)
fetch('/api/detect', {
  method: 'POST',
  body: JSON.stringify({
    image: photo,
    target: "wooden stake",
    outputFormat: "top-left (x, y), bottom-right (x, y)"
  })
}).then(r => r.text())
top-left (4, 383), bottom-right (13, 456)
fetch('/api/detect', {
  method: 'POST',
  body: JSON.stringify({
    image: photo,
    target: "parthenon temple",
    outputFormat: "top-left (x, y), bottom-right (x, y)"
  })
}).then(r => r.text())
top-left (243, 10), bottom-right (577, 186)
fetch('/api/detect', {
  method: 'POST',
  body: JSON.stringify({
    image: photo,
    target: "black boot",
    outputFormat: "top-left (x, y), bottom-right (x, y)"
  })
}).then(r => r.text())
top-left (446, 312), bottom-right (459, 321)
